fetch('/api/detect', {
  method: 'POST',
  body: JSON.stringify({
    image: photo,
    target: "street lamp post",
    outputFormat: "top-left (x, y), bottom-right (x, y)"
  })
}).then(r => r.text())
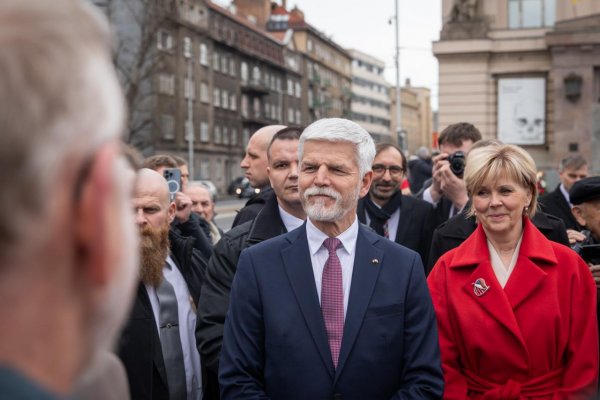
top-left (394, 0), bottom-right (405, 151)
top-left (186, 57), bottom-right (195, 179)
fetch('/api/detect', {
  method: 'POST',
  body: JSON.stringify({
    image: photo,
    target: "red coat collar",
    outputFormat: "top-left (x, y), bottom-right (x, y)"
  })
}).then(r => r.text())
top-left (448, 217), bottom-right (558, 268)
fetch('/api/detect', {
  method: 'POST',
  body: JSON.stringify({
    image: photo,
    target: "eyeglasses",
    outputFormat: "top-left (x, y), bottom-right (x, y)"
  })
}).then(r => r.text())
top-left (372, 164), bottom-right (404, 177)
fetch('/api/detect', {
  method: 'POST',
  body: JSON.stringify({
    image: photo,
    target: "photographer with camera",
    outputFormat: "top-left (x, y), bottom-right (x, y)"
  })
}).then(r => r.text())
top-left (420, 122), bottom-right (482, 226)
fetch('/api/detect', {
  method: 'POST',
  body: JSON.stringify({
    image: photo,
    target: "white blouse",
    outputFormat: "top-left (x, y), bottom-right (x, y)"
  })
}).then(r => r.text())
top-left (487, 234), bottom-right (523, 288)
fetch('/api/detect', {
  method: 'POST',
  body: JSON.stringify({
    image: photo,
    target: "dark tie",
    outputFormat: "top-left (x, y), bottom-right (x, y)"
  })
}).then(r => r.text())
top-left (156, 272), bottom-right (187, 400)
top-left (321, 238), bottom-right (344, 368)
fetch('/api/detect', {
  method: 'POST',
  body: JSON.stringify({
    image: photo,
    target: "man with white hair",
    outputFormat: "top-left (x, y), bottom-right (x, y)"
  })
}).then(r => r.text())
top-left (0, 0), bottom-right (138, 397)
top-left (219, 118), bottom-right (443, 399)
top-left (185, 182), bottom-right (222, 245)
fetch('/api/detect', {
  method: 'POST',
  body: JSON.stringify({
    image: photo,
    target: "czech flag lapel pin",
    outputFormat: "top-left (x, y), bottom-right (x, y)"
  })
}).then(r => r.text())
top-left (472, 278), bottom-right (490, 297)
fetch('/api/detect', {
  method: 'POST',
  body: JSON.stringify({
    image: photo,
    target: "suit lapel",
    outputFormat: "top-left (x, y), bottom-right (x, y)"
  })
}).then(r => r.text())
top-left (335, 227), bottom-right (383, 380)
top-left (137, 284), bottom-right (169, 387)
top-left (462, 262), bottom-right (528, 353)
top-left (281, 226), bottom-right (335, 378)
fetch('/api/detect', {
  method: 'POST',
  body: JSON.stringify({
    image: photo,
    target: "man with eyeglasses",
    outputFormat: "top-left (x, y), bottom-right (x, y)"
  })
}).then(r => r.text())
top-left (357, 143), bottom-right (435, 268)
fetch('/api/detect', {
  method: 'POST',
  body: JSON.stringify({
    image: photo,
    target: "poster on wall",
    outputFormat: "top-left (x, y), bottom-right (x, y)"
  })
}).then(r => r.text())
top-left (497, 77), bottom-right (546, 145)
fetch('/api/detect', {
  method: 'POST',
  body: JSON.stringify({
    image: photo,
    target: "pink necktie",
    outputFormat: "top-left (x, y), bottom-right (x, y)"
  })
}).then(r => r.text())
top-left (321, 237), bottom-right (344, 368)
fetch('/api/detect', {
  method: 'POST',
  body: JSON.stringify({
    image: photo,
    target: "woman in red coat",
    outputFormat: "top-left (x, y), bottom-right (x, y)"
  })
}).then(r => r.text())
top-left (428, 143), bottom-right (598, 399)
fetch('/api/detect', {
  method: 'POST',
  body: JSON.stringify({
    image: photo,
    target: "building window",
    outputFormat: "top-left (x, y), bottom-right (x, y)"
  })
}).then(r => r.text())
top-left (213, 88), bottom-right (221, 107)
top-left (252, 66), bottom-right (261, 84)
top-left (253, 98), bottom-right (261, 118)
top-left (200, 122), bottom-right (209, 142)
top-left (242, 128), bottom-right (250, 146)
top-left (158, 74), bottom-right (175, 95)
top-left (222, 90), bottom-right (229, 109)
top-left (308, 90), bottom-right (314, 107)
top-left (287, 79), bottom-right (294, 96)
top-left (223, 126), bottom-right (229, 145)
top-left (157, 30), bottom-right (173, 50)
top-left (160, 115), bottom-right (175, 139)
top-left (199, 43), bottom-right (208, 65)
top-left (241, 62), bottom-right (248, 83)
top-left (307, 39), bottom-right (313, 52)
top-left (295, 81), bottom-right (301, 98)
top-left (183, 37), bottom-right (192, 58)
top-left (200, 159), bottom-right (210, 179)
top-left (241, 95), bottom-right (249, 118)
top-left (184, 78), bottom-right (195, 100)
top-left (230, 94), bottom-right (237, 111)
top-left (231, 128), bottom-right (238, 146)
top-left (213, 52), bottom-right (220, 72)
top-left (221, 56), bottom-right (228, 74)
top-left (271, 104), bottom-right (277, 121)
top-left (508, 0), bottom-right (555, 28)
top-left (229, 59), bottom-right (236, 77)
top-left (296, 110), bottom-right (301, 124)
top-left (200, 82), bottom-right (209, 103)
top-left (288, 107), bottom-right (294, 123)
top-left (214, 125), bottom-right (222, 144)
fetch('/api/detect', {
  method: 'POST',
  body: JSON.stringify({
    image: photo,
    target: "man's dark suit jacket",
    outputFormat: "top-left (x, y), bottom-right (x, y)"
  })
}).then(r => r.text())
top-left (117, 231), bottom-right (207, 400)
top-left (539, 186), bottom-right (583, 231)
top-left (357, 194), bottom-right (435, 267)
top-left (427, 207), bottom-right (570, 273)
top-left (219, 223), bottom-right (444, 400)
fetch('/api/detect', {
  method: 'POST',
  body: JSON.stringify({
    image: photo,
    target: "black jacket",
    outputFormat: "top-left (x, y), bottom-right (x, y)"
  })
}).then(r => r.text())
top-left (117, 231), bottom-right (208, 400)
top-left (357, 194), bottom-right (435, 268)
top-left (408, 157), bottom-right (432, 193)
top-left (427, 207), bottom-right (570, 274)
top-left (539, 186), bottom-right (583, 231)
top-left (195, 192), bottom-right (286, 398)
top-left (231, 186), bottom-right (273, 228)
top-left (415, 178), bottom-right (456, 228)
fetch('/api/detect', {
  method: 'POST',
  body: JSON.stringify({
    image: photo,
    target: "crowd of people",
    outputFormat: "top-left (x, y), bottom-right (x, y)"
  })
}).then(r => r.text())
top-left (2, 1), bottom-right (600, 400)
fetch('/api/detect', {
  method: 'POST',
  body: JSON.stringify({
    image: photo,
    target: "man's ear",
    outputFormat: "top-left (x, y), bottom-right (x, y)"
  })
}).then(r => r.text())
top-left (359, 171), bottom-right (373, 198)
top-left (572, 205), bottom-right (587, 228)
top-left (167, 201), bottom-right (176, 224)
top-left (74, 142), bottom-right (121, 286)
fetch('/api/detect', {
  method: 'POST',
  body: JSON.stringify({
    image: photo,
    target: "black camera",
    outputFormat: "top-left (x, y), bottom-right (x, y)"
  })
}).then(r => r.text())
top-left (448, 151), bottom-right (466, 178)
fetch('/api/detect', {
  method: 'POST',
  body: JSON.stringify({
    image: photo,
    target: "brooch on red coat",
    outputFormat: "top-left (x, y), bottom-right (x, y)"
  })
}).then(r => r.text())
top-left (472, 278), bottom-right (490, 297)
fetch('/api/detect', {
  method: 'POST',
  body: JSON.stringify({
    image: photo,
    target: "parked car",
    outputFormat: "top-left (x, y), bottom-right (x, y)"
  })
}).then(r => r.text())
top-left (191, 180), bottom-right (218, 200)
top-left (235, 177), bottom-right (260, 199)
top-left (228, 176), bottom-right (245, 196)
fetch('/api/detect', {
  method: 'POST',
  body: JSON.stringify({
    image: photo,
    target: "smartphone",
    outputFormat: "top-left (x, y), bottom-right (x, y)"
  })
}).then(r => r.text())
top-left (163, 168), bottom-right (181, 201)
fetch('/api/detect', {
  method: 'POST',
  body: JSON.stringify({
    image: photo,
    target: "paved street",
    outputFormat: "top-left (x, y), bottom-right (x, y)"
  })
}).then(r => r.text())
top-left (214, 197), bottom-right (247, 233)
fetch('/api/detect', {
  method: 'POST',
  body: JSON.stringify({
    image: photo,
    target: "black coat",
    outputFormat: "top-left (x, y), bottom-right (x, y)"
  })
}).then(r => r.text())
top-left (539, 186), bottom-right (583, 231)
top-left (117, 231), bottom-right (208, 400)
top-left (357, 194), bottom-right (435, 268)
top-left (196, 192), bottom-right (286, 398)
top-left (427, 207), bottom-right (570, 274)
top-left (415, 178), bottom-right (456, 228)
top-left (408, 157), bottom-right (432, 193)
top-left (230, 186), bottom-right (273, 228)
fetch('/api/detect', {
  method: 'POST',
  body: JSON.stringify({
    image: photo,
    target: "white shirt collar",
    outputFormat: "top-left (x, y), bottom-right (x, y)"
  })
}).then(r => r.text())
top-left (278, 205), bottom-right (304, 232)
top-left (306, 216), bottom-right (359, 257)
top-left (559, 183), bottom-right (572, 207)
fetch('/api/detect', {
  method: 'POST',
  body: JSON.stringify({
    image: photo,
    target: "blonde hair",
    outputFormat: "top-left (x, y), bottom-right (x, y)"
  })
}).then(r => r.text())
top-left (464, 144), bottom-right (538, 218)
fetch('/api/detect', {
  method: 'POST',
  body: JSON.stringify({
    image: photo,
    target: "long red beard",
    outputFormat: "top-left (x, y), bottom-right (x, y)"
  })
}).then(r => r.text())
top-left (139, 224), bottom-right (170, 287)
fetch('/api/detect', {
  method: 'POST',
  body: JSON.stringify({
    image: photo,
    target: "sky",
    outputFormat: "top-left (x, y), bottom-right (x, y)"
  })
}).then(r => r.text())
top-left (216, 0), bottom-right (442, 109)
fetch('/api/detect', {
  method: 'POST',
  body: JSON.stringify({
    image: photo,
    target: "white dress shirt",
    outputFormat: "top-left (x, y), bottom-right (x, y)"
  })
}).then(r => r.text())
top-left (306, 217), bottom-right (359, 318)
top-left (145, 255), bottom-right (203, 400)
top-left (278, 205), bottom-right (304, 233)
top-left (364, 207), bottom-right (400, 240)
top-left (487, 235), bottom-right (523, 288)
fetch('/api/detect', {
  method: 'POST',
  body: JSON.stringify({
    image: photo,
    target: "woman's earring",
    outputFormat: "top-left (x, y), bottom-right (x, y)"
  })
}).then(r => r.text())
top-left (523, 206), bottom-right (529, 215)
